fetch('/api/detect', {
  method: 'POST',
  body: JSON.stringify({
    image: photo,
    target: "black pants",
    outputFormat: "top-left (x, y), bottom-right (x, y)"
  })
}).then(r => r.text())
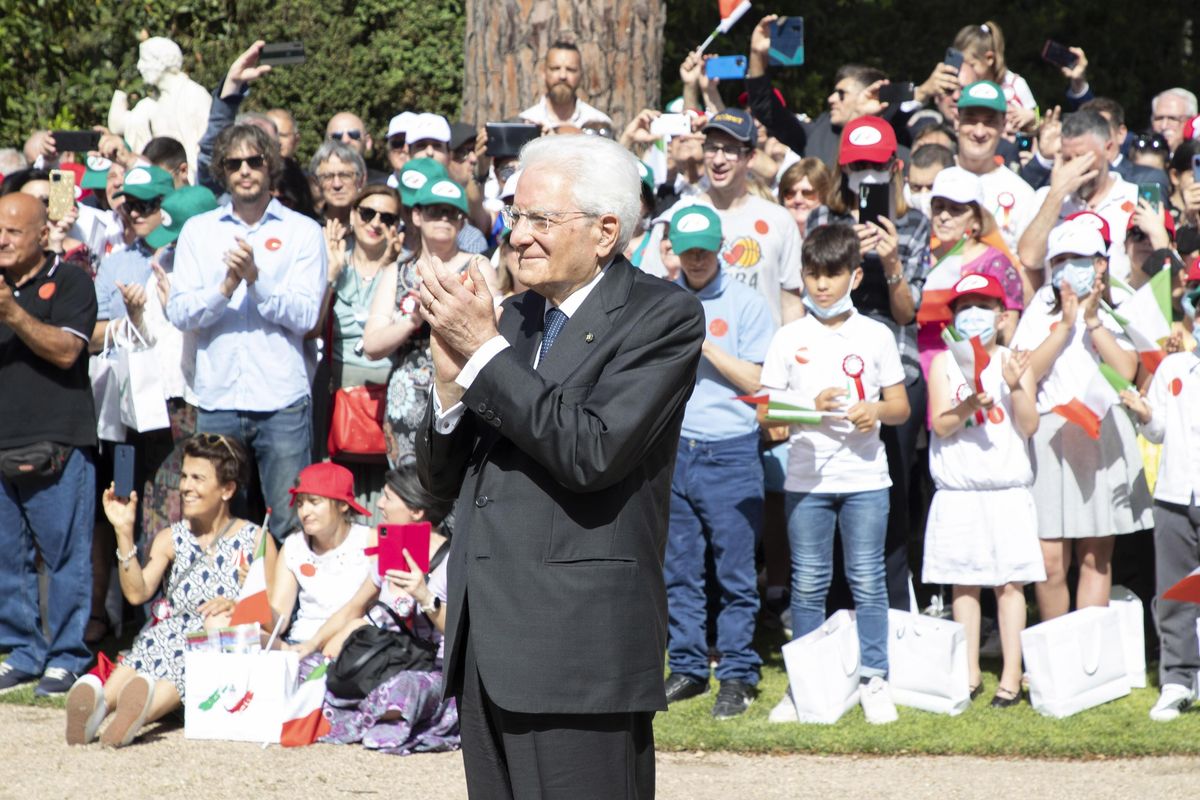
top-left (458, 635), bottom-right (656, 800)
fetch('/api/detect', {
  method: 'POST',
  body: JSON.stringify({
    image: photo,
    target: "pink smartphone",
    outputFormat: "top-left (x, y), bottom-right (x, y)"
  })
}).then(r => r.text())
top-left (366, 523), bottom-right (431, 576)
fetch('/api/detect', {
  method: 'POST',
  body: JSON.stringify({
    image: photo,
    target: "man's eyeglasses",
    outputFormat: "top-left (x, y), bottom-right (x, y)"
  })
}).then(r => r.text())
top-left (124, 196), bottom-right (163, 217)
top-left (329, 130), bottom-right (363, 141)
top-left (357, 206), bottom-right (401, 228)
top-left (316, 170), bottom-right (357, 186)
top-left (500, 205), bottom-right (594, 234)
top-left (420, 205), bottom-right (464, 223)
top-left (702, 143), bottom-right (750, 160)
top-left (222, 154), bottom-right (266, 173)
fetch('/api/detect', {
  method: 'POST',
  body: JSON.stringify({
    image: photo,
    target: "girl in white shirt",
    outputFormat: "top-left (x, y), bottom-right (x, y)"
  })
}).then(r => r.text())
top-left (922, 274), bottom-right (1041, 707)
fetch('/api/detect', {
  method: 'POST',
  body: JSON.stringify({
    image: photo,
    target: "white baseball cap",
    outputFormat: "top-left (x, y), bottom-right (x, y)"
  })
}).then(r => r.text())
top-left (930, 166), bottom-right (984, 207)
top-left (405, 113), bottom-right (451, 144)
top-left (386, 111), bottom-right (417, 139)
top-left (501, 170), bottom-right (522, 201)
top-left (1046, 219), bottom-right (1107, 261)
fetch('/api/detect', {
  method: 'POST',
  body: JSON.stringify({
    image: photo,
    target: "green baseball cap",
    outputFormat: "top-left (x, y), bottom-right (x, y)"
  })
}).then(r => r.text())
top-left (669, 205), bottom-right (722, 253)
top-left (145, 186), bottom-right (218, 249)
top-left (398, 157), bottom-right (449, 207)
top-left (958, 81), bottom-right (1007, 115)
top-left (117, 165), bottom-right (174, 200)
top-left (81, 155), bottom-right (113, 191)
top-left (413, 178), bottom-right (469, 215)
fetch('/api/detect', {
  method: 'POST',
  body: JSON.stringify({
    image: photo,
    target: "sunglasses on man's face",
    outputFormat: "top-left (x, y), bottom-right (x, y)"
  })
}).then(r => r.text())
top-left (330, 130), bottom-right (363, 142)
top-left (124, 196), bottom-right (162, 217)
top-left (357, 206), bottom-right (401, 228)
top-left (222, 154), bottom-right (266, 173)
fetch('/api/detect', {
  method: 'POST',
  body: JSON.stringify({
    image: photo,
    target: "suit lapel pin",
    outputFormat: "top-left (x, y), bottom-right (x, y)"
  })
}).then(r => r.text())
top-left (584, 332), bottom-right (594, 343)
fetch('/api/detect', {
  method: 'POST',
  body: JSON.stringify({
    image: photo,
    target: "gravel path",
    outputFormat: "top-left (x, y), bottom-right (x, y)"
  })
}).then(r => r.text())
top-left (6, 704), bottom-right (1200, 799)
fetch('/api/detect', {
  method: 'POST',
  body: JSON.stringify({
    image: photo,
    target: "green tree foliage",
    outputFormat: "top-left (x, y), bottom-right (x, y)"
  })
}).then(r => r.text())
top-left (663, 0), bottom-right (1197, 132)
top-left (0, 0), bottom-right (465, 167)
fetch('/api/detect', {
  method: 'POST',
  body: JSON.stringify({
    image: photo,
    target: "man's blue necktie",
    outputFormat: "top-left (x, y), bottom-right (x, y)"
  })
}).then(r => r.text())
top-left (539, 307), bottom-right (568, 364)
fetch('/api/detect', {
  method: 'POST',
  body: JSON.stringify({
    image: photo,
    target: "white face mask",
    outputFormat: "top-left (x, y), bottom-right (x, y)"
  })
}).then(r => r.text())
top-left (953, 306), bottom-right (997, 344)
top-left (847, 168), bottom-right (891, 193)
top-left (903, 184), bottom-right (932, 218)
top-left (803, 279), bottom-right (856, 320)
top-left (1051, 257), bottom-right (1097, 297)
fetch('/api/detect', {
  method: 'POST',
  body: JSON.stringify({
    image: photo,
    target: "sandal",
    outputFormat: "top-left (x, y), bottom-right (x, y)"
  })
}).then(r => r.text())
top-left (990, 687), bottom-right (1021, 708)
top-left (969, 683), bottom-right (983, 701)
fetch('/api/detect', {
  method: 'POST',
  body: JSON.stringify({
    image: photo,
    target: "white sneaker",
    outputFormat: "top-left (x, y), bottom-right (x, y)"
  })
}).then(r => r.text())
top-left (1150, 683), bottom-right (1193, 722)
top-left (860, 676), bottom-right (898, 725)
top-left (65, 674), bottom-right (107, 745)
top-left (768, 690), bottom-right (799, 723)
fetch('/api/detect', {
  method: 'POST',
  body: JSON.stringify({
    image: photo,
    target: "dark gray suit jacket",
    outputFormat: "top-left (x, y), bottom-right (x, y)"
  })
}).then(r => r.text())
top-left (416, 257), bottom-right (705, 715)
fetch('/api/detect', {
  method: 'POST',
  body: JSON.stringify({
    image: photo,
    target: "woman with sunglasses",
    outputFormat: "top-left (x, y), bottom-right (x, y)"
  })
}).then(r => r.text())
top-left (363, 178), bottom-right (499, 467)
top-left (65, 433), bottom-right (274, 748)
top-left (313, 185), bottom-right (405, 521)
top-left (777, 158), bottom-right (834, 239)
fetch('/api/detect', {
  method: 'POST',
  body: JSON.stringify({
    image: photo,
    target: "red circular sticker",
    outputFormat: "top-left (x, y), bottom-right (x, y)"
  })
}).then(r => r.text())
top-left (793, 347), bottom-right (810, 364)
top-left (1120, 200), bottom-right (1135, 214)
top-left (38, 282), bottom-right (56, 300)
top-left (988, 406), bottom-right (1006, 424)
top-left (265, 238), bottom-right (282, 251)
top-left (299, 563), bottom-right (317, 577)
top-left (1170, 377), bottom-right (1183, 396)
top-left (708, 318), bottom-right (729, 337)
top-left (754, 219), bottom-right (770, 235)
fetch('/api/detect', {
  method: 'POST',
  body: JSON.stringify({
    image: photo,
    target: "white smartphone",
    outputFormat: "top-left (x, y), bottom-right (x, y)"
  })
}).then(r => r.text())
top-left (650, 113), bottom-right (692, 139)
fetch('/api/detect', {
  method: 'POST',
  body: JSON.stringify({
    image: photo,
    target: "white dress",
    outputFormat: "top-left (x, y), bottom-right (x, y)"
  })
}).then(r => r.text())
top-left (922, 348), bottom-right (1045, 586)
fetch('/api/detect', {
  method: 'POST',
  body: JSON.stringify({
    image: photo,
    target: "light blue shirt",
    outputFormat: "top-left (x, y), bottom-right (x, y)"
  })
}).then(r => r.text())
top-left (166, 198), bottom-right (326, 412)
top-left (676, 270), bottom-right (776, 441)
top-left (94, 240), bottom-right (154, 321)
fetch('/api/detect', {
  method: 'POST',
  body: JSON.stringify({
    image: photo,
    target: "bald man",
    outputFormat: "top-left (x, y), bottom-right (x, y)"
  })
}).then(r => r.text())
top-left (267, 108), bottom-right (298, 159)
top-left (0, 194), bottom-right (99, 697)
top-left (326, 111), bottom-right (372, 157)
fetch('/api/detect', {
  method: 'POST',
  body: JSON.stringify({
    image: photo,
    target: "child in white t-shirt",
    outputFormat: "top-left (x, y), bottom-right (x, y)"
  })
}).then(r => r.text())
top-left (922, 274), bottom-right (1042, 708)
top-left (759, 224), bottom-right (910, 725)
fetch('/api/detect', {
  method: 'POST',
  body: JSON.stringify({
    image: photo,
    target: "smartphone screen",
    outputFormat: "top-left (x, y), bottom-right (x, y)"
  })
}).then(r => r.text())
top-left (859, 182), bottom-right (893, 228)
top-left (1041, 40), bottom-right (1078, 69)
top-left (1192, 154), bottom-right (1200, 182)
top-left (114, 444), bottom-right (135, 500)
top-left (486, 123), bottom-right (541, 157)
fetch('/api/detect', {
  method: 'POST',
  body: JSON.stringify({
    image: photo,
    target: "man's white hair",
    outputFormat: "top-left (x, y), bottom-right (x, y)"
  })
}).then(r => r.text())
top-left (1152, 87), bottom-right (1199, 117)
top-left (518, 134), bottom-right (641, 254)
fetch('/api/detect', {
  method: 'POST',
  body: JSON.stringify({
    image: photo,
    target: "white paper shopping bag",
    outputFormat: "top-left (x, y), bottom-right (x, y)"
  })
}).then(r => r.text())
top-left (89, 325), bottom-right (126, 442)
top-left (781, 609), bottom-right (860, 724)
top-left (184, 650), bottom-right (300, 743)
top-left (887, 609), bottom-right (971, 715)
top-left (1021, 606), bottom-right (1131, 718)
top-left (1109, 586), bottom-right (1147, 689)
top-left (115, 321), bottom-right (170, 433)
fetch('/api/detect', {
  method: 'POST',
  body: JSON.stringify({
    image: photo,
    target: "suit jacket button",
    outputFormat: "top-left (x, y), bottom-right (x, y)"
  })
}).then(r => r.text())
top-left (485, 410), bottom-right (495, 420)
top-left (477, 402), bottom-right (488, 414)
top-left (475, 496), bottom-right (489, 507)
top-left (492, 417), bottom-right (502, 427)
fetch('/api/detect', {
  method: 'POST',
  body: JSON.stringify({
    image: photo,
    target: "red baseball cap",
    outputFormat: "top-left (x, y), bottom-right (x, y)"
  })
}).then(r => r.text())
top-left (1184, 115), bottom-right (1200, 143)
top-left (949, 273), bottom-right (1007, 306)
top-left (289, 462), bottom-right (369, 516)
top-left (838, 116), bottom-right (896, 165)
top-left (1064, 210), bottom-right (1111, 248)
top-left (1186, 255), bottom-right (1200, 283)
top-left (1126, 204), bottom-right (1176, 238)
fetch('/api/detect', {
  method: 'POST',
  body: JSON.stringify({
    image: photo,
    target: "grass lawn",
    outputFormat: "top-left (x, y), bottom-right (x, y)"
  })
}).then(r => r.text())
top-left (8, 627), bottom-right (1200, 758)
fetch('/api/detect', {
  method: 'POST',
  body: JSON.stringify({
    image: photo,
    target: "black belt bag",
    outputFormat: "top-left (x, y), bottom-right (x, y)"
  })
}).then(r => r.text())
top-left (0, 442), bottom-right (72, 480)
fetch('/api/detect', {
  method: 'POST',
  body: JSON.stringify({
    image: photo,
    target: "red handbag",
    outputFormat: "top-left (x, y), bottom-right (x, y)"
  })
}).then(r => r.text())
top-left (328, 383), bottom-right (387, 460)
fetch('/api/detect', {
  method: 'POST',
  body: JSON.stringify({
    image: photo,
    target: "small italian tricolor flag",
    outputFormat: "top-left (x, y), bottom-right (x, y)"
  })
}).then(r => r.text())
top-left (230, 529), bottom-right (273, 629)
top-left (736, 392), bottom-right (837, 424)
top-left (1052, 363), bottom-right (1133, 440)
top-left (941, 324), bottom-right (991, 426)
top-left (280, 661), bottom-right (331, 747)
top-left (1104, 266), bottom-right (1172, 375)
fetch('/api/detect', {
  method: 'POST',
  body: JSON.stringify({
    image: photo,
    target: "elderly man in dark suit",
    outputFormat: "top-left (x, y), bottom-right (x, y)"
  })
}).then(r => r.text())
top-left (415, 134), bottom-right (705, 799)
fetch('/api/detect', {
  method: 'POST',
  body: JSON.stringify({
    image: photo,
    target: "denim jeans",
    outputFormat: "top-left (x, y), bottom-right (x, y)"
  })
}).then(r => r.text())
top-left (0, 448), bottom-right (95, 675)
top-left (665, 432), bottom-right (763, 684)
top-left (785, 488), bottom-right (890, 677)
top-left (198, 396), bottom-right (312, 539)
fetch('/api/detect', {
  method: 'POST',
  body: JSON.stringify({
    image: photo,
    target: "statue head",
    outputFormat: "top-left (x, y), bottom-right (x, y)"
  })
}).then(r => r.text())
top-left (137, 37), bottom-right (184, 87)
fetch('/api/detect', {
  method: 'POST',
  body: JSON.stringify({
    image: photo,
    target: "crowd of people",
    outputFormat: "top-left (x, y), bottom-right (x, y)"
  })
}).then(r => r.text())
top-left (0, 14), bottom-right (1198, 758)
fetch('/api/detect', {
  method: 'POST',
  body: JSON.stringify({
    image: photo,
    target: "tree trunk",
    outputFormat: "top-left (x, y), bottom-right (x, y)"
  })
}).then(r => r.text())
top-left (461, 0), bottom-right (665, 131)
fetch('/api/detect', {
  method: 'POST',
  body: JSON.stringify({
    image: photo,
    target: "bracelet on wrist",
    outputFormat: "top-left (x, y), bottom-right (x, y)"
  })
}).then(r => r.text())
top-left (885, 273), bottom-right (904, 286)
top-left (115, 546), bottom-right (137, 569)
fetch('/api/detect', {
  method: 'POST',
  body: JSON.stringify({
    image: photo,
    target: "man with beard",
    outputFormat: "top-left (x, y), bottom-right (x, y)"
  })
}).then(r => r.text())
top-left (519, 41), bottom-right (612, 129)
top-left (1018, 109), bottom-right (1137, 291)
top-left (167, 124), bottom-right (325, 538)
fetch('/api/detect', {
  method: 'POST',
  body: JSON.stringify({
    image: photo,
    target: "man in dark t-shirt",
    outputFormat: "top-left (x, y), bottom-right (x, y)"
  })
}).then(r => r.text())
top-left (0, 193), bottom-right (98, 697)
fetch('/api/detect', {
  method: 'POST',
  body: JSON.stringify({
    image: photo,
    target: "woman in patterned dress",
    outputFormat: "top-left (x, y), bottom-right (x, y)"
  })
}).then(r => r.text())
top-left (64, 434), bottom-right (274, 748)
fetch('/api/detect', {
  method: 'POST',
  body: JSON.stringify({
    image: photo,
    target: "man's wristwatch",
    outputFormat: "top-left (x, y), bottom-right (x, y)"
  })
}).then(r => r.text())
top-left (419, 596), bottom-right (442, 615)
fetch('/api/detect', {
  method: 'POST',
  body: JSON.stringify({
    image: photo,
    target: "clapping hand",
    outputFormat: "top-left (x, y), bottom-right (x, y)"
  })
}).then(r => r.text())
top-left (1002, 349), bottom-right (1032, 391)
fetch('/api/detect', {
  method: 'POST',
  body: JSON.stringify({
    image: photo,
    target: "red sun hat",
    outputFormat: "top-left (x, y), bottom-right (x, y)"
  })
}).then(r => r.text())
top-left (949, 273), bottom-right (1008, 308)
top-left (288, 462), bottom-right (369, 516)
top-left (838, 116), bottom-right (897, 165)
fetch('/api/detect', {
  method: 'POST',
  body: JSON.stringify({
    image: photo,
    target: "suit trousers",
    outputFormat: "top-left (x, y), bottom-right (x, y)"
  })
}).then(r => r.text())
top-left (459, 627), bottom-right (657, 800)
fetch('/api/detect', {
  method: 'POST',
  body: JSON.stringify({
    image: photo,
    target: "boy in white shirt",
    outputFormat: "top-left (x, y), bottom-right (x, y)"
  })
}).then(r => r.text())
top-left (758, 224), bottom-right (910, 724)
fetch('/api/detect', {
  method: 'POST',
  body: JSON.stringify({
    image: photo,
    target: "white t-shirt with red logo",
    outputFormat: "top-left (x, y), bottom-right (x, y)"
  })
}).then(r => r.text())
top-left (977, 165), bottom-right (1037, 255)
top-left (759, 311), bottom-right (905, 493)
